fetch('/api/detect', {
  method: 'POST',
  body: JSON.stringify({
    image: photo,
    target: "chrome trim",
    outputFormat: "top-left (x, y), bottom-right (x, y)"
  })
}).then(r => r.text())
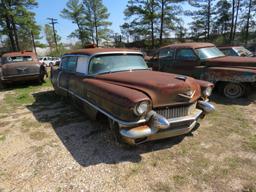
top-left (197, 101), bottom-right (215, 113)
top-left (120, 110), bottom-right (203, 139)
top-left (58, 85), bottom-right (147, 126)
top-left (167, 109), bottom-right (203, 125)
top-left (120, 126), bottom-right (158, 139)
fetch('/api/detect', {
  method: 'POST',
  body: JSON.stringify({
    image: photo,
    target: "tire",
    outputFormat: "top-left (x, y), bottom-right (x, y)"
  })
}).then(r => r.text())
top-left (222, 82), bottom-right (245, 99)
top-left (108, 118), bottom-right (123, 144)
top-left (37, 69), bottom-right (45, 84)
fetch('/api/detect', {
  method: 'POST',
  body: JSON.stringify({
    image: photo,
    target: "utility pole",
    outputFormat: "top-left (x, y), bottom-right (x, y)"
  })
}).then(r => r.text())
top-left (47, 18), bottom-right (58, 51)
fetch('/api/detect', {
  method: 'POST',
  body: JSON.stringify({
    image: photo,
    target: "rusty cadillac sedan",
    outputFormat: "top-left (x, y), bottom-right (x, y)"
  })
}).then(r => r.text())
top-left (0, 51), bottom-right (47, 87)
top-left (51, 48), bottom-right (215, 145)
top-left (148, 43), bottom-right (256, 99)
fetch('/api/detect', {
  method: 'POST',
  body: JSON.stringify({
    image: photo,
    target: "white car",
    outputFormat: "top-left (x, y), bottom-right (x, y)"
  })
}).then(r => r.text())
top-left (39, 57), bottom-right (55, 67)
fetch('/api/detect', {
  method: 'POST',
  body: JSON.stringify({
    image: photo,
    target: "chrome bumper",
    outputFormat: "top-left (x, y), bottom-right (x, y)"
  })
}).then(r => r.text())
top-left (120, 101), bottom-right (215, 140)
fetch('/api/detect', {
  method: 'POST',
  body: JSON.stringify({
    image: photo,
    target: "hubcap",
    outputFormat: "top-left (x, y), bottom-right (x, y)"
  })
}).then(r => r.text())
top-left (224, 83), bottom-right (243, 99)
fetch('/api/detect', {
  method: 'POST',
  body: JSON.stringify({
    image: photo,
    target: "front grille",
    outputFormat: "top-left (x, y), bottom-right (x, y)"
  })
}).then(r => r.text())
top-left (155, 102), bottom-right (197, 119)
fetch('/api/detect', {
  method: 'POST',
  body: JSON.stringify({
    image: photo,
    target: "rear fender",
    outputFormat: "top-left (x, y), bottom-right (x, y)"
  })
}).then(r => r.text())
top-left (200, 68), bottom-right (256, 83)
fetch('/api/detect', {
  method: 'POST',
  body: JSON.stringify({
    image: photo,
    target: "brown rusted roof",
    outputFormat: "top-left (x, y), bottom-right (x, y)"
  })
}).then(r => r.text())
top-left (2, 51), bottom-right (36, 57)
top-left (162, 42), bottom-right (215, 49)
top-left (65, 48), bottom-right (142, 55)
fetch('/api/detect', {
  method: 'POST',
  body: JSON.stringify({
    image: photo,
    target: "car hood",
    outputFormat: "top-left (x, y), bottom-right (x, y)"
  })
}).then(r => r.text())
top-left (95, 70), bottom-right (201, 107)
top-left (206, 56), bottom-right (256, 69)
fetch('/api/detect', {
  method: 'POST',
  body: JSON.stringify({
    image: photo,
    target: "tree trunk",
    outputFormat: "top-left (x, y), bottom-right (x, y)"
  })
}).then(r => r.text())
top-left (245, 0), bottom-right (252, 45)
top-left (159, 0), bottom-right (165, 46)
top-left (229, 0), bottom-right (235, 43)
top-left (5, 16), bottom-right (16, 51)
top-left (76, 20), bottom-right (84, 46)
top-left (31, 31), bottom-right (37, 55)
top-left (10, 16), bottom-right (20, 51)
top-left (233, 0), bottom-right (240, 41)
top-left (207, 0), bottom-right (211, 39)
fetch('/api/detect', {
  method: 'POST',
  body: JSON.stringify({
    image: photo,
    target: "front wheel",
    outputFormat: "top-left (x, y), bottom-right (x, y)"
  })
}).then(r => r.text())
top-left (222, 82), bottom-right (245, 99)
top-left (108, 119), bottom-right (123, 144)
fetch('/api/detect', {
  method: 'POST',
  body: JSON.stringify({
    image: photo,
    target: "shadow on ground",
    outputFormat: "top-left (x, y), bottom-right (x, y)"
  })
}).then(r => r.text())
top-left (210, 92), bottom-right (256, 106)
top-left (26, 90), bottom-right (191, 167)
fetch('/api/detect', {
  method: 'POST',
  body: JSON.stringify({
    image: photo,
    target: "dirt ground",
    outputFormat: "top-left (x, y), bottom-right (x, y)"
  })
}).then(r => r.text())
top-left (0, 80), bottom-right (256, 192)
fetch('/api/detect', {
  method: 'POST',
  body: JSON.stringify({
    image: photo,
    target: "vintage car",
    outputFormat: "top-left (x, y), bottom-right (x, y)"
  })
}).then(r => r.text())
top-left (51, 48), bottom-right (215, 145)
top-left (148, 43), bottom-right (256, 99)
top-left (0, 51), bottom-right (47, 86)
top-left (218, 46), bottom-right (254, 57)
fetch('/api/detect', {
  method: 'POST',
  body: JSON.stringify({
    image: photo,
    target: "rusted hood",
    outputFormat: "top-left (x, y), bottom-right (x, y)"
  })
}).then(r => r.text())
top-left (2, 61), bottom-right (40, 76)
top-left (95, 70), bottom-right (201, 107)
top-left (206, 56), bottom-right (256, 68)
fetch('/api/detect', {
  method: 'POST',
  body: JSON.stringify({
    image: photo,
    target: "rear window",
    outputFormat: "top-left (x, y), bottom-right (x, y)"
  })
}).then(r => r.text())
top-left (3, 56), bottom-right (33, 64)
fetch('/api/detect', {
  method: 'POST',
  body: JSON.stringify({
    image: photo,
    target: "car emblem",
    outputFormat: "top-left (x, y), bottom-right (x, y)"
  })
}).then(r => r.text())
top-left (17, 68), bottom-right (28, 73)
top-left (178, 90), bottom-right (195, 99)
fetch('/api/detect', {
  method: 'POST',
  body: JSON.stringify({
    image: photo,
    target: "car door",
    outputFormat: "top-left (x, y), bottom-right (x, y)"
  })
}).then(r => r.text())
top-left (68, 55), bottom-right (89, 107)
top-left (57, 56), bottom-right (78, 97)
top-left (173, 48), bottom-right (202, 78)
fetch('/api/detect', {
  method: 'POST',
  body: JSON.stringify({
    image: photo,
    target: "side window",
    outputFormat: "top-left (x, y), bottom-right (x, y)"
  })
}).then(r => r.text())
top-left (176, 49), bottom-right (197, 60)
top-left (159, 48), bottom-right (174, 59)
top-left (76, 56), bottom-right (89, 75)
top-left (61, 56), bottom-right (78, 73)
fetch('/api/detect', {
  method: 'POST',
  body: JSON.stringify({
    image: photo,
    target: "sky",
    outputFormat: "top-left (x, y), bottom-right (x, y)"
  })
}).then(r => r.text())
top-left (33, 0), bottom-right (193, 43)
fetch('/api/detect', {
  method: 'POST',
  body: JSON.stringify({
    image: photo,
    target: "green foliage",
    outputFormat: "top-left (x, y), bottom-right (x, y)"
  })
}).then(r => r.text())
top-left (0, 0), bottom-right (41, 51)
top-left (61, 0), bottom-right (111, 47)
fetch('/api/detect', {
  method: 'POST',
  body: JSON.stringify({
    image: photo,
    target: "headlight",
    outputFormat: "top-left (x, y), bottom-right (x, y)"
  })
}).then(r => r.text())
top-left (203, 87), bottom-right (213, 97)
top-left (134, 101), bottom-right (150, 116)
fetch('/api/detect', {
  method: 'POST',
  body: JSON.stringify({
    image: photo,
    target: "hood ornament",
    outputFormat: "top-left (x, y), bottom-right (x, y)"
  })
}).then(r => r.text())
top-left (178, 90), bottom-right (195, 99)
top-left (175, 75), bottom-right (187, 81)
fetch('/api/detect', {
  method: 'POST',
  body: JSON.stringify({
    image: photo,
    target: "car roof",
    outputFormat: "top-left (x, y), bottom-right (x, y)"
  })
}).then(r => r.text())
top-left (65, 48), bottom-right (142, 56)
top-left (218, 46), bottom-right (244, 49)
top-left (2, 51), bottom-right (36, 57)
top-left (161, 42), bottom-right (215, 49)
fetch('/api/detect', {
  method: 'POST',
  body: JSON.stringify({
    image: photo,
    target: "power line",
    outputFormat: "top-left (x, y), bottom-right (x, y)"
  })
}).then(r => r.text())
top-left (47, 17), bottom-right (58, 50)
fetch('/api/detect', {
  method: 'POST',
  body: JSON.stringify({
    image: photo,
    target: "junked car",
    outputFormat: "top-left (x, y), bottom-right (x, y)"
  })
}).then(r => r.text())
top-left (51, 48), bottom-right (215, 145)
top-left (0, 51), bottom-right (47, 87)
top-left (148, 43), bottom-right (256, 99)
top-left (218, 46), bottom-right (254, 57)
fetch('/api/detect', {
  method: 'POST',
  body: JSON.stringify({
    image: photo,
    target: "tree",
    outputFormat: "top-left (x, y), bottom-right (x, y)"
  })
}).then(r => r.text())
top-left (187, 0), bottom-right (213, 40)
top-left (157, 0), bottom-right (184, 46)
top-left (0, 0), bottom-right (40, 51)
top-left (123, 0), bottom-right (159, 48)
top-left (61, 0), bottom-right (88, 45)
top-left (44, 24), bottom-right (61, 52)
top-left (82, 0), bottom-right (112, 47)
top-left (212, 0), bottom-right (231, 42)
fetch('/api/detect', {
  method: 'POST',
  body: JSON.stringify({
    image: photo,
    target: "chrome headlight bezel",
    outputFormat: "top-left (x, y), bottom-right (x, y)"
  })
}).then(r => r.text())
top-left (133, 101), bottom-right (150, 116)
top-left (203, 87), bottom-right (213, 97)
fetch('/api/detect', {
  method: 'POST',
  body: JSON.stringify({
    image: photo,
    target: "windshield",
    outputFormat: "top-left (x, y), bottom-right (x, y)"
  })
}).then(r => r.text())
top-left (233, 47), bottom-right (253, 57)
top-left (3, 56), bottom-right (33, 64)
top-left (195, 47), bottom-right (225, 60)
top-left (89, 54), bottom-right (148, 75)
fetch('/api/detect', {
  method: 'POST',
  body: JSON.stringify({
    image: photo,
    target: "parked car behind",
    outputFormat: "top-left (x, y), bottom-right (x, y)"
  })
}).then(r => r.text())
top-left (148, 43), bottom-right (256, 99)
top-left (39, 56), bottom-right (55, 67)
top-left (51, 48), bottom-right (215, 145)
top-left (218, 46), bottom-right (254, 57)
top-left (0, 51), bottom-right (47, 87)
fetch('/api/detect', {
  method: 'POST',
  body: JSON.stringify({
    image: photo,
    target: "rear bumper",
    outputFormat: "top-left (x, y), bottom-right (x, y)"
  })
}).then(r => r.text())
top-left (1, 73), bottom-right (40, 83)
top-left (120, 101), bottom-right (215, 144)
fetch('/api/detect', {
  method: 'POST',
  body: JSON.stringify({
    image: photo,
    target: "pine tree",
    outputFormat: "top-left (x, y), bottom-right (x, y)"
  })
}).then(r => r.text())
top-left (83, 0), bottom-right (112, 47)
